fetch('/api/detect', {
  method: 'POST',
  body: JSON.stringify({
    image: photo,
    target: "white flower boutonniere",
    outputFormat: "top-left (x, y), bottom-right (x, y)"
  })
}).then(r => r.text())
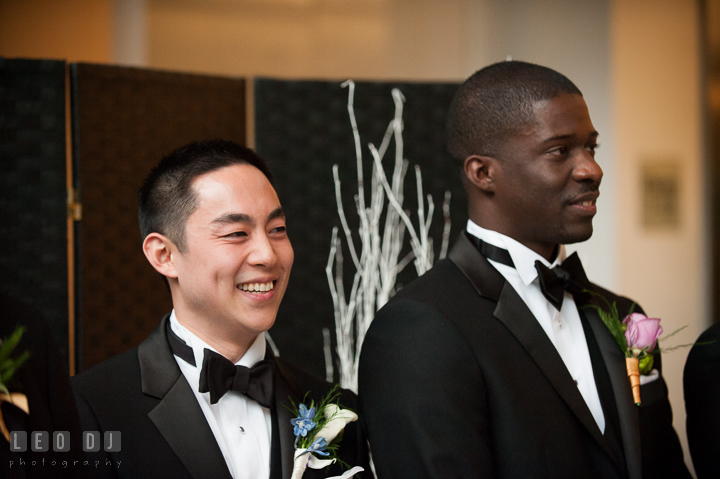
top-left (289, 385), bottom-right (364, 479)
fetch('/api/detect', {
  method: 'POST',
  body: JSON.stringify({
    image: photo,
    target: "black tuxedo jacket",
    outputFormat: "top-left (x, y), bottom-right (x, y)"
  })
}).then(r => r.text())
top-left (684, 321), bottom-right (720, 478)
top-left (72, 315), bottom-right (368, 479)
top-left (358, 234), bottom-right (688, 479)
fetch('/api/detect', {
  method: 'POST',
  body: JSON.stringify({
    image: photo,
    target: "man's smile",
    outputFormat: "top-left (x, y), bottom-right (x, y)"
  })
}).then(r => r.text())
top-left (238, 280), bottom-right (276, 294)
top-left (567, 191), bottom-right (599, 214)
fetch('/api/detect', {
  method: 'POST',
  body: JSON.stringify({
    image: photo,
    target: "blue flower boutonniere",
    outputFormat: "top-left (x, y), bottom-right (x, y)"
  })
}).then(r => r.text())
top-left (289, 385), bottom-right (364, 479)
top-left (291, 404), bottom-right (317, 438)
top-left (0, 326), bottom-right (31, 442)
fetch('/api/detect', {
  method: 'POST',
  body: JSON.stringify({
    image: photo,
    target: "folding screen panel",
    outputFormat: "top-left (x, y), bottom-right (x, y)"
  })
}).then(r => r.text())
top-left (71, 64), bottom-right (246, 371)
top-left (0, 58), bottom-right (69, 361)
top-left (254, 79), bottom-right (464, 379)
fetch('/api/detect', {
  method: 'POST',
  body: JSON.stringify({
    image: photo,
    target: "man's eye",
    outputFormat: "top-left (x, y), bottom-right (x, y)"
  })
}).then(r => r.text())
top-left (271, 226), bottom-right (287, 234)
top-left (548, 146), bottom-right (568, 156)
top-left (225, 231), bottom-right (248, 238)
top-left (586, 143), bottom-right (600, 155)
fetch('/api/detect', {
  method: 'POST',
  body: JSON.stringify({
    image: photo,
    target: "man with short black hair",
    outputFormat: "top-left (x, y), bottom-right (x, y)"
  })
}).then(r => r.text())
top-left (359, 61), bottom-right (689, 479)
top-left (73, 139), bottom-right (368, 479)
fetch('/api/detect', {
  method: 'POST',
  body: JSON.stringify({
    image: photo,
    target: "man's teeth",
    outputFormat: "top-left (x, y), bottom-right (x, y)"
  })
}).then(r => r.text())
top-left (240, 281), bottom-right (274, 293)
top-left (581, 201), bottom-right (593, 206)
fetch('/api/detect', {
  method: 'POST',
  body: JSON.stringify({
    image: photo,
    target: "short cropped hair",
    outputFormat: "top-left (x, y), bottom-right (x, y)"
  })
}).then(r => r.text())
top-left (138, 139), bottom-right (272, 251)
top-left (447, 60), bottom-right (582, 162)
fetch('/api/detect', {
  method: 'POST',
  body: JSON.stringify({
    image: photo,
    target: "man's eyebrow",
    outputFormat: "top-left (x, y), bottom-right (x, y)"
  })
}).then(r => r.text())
top-left (542, 130), bottom-right (599, 143)
top-left (211, 207), bottom-right (284, 227)
top-left (267, 207), bottom-right (285, 222)
top-left (211, 212), bottom-right (253, 226)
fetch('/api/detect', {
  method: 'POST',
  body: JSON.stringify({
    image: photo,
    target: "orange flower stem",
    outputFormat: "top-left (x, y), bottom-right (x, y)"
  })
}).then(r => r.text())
top-left (0, 393), bottom-right (30, 442)
top-left (626, 357), bottom-right (641, 406)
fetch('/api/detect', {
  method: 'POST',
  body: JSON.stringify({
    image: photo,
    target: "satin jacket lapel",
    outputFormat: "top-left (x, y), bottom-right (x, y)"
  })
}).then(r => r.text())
top-left (271, 356), bottom-right (302, 479)
top-left (138, 315), bottom-right (233, 479)
top-left (448, 235), bottom-right (614, 460)
top-left (578, 295), bottom-right (642, 479)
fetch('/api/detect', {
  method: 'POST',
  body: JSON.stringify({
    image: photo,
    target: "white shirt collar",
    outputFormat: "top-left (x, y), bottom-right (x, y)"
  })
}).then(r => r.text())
top-left (169, 309), bottom-right (267, 369)
top-left (466, 220), bottom-right (567, 286)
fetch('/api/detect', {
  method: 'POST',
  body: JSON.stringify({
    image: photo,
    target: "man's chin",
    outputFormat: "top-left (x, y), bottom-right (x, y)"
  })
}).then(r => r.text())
top-left (237, 311), bottom-right (279, 335)
top-left (558, 224), bottom-right (594, 245)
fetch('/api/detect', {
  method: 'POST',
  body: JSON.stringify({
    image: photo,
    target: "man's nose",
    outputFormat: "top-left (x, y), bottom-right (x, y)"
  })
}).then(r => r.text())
top-left (248, 234), bottom-right (278, 267)
top-left (573, 150), bottom-right (603, 186)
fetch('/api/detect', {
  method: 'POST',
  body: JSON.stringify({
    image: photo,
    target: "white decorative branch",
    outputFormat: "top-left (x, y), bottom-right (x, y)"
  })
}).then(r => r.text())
top-left (325, 81), bottom-right (452, 392)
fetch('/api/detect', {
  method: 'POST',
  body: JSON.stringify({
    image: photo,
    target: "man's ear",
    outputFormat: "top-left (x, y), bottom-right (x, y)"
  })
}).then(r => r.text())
top-left (464, 155), bottom-right (497, 193)
top-left (142, 233), bottom-right (179, 279)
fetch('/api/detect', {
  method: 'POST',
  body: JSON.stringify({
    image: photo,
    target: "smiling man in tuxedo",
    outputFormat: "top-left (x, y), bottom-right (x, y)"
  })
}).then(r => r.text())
top-left (72, 140), bottom-right (367, 479)
top-left (359, 61), bottom-right (689, 479)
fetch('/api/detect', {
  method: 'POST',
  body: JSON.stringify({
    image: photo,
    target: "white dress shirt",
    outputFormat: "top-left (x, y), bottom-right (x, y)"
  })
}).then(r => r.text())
top-left (467, 221), bottom-right (606, 433)
top-left (169, 311), bottom-right (272, 479)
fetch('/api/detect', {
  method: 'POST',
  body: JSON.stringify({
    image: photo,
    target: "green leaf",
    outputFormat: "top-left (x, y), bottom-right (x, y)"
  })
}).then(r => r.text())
top-left (596, 306), bottom-right (627, 353)
top-left (658, 342), bottom-right (701, 354)
top-left (658, 325), bottom-right (688, 343)
top-left (610, 301), bottom-right (619, 324)
top-left (0, 326), bottom-right (26, 364)
top-left (0, 326), bottom-right (30, 391)
top-left (582, 291), bottom-right (630, 355)
top-left (0, 351), bottom-right (29, 385)
top-left (639, 355), bottom-right (654, 375)
top-left (584, 290), bottom-right (612, 310)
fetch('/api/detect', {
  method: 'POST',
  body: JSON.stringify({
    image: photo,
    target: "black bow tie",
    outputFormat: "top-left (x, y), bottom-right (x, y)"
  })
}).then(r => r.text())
top-left (466, 232), bottom-right (588, 311)
top-left (198, 349), bottom-right (274, 407)
top-left (534, 254), bottom-right (587, 311)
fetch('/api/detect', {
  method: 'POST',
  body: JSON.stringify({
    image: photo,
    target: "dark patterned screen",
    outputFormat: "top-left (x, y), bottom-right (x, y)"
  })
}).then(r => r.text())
top-left (254, 79), bottom-right (465, 379)
top-left (71, 64), bottom-right (246, 371)
top-left (0, 58), bottom-right (69, 361)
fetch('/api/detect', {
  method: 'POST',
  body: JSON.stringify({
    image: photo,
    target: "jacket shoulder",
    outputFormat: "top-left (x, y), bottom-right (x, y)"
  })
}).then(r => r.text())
top-left (375, 257), bottom-right (493, 327)
top-left (391, 258), bottom-right (465, 300)
top-left (71, 347), bottom-right (142, 405)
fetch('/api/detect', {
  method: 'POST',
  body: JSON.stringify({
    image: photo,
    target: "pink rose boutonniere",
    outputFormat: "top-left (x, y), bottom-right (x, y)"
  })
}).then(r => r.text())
top-left (621, 313), bottom-right (663, 405)
top-left (623, 313), bottom-right (663, 351)
top-left (585, 293), bottom-right (689, 405)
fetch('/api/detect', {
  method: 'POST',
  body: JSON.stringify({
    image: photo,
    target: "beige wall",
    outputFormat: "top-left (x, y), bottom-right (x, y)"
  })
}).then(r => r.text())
top-left (0, 0), bottom-right (113, 63)
top-left (147, 0), bottom-right (393, 79)
top-left (612, 0), bottom-right (705, 471)
top-left (146, 0), bottom-right (470, 81)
